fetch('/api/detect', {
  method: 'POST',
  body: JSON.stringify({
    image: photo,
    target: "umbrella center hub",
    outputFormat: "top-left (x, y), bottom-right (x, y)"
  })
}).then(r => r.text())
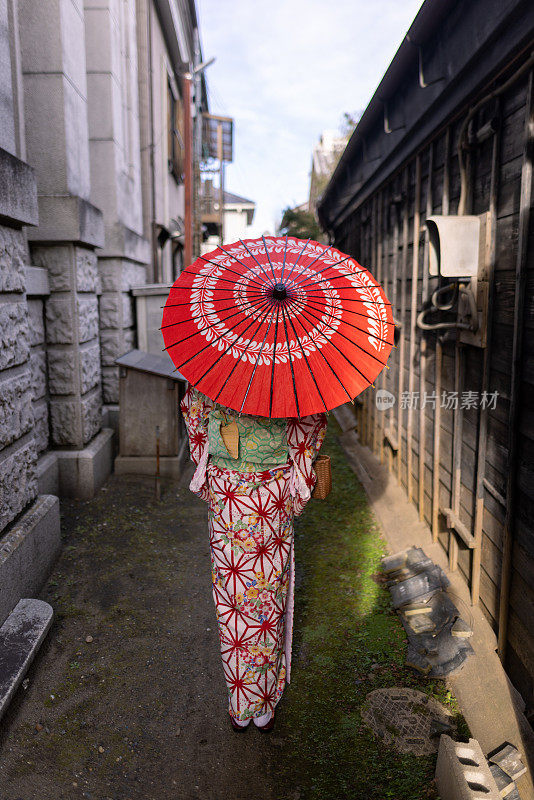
top-left (272, 283), bottom-right (287, 300)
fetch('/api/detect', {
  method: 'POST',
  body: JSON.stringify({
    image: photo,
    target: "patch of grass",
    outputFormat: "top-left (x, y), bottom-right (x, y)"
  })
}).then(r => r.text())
top-left (274, 428), bottom-right (467, 800)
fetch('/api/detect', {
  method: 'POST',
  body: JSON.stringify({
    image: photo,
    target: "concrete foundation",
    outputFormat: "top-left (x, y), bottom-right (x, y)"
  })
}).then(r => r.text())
top-left (36, 451), bottom-right (59, 496)
top-left (0, 495), bottom-right (61, 627)
top-left (55, 428), bottom-right (114, 499)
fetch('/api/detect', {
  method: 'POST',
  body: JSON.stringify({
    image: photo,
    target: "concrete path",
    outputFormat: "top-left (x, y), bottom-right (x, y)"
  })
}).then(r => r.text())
top-left (335, 412), bottom-right (534, 800)
top-left (0, 468), bottom-right (282, 800)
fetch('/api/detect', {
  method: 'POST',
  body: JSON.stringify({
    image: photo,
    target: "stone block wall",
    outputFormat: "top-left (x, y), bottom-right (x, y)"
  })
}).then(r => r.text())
top-left (98, 259), bottom-right (146, 404)
top-left (0, 223), bottom-right (37, 531)
top-left (26, 273), bottom-right (50, 455)
top-left (32, 244), bottom-right (103, 448)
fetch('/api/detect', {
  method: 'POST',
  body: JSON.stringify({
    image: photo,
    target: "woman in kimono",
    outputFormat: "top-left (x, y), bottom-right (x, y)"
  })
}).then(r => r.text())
top-left (181, 385), bottom-right (327, 731)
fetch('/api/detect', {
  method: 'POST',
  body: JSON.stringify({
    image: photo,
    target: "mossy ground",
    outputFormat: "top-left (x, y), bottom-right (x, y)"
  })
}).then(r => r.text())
top-left (272, 427), bottom-right (469, 800)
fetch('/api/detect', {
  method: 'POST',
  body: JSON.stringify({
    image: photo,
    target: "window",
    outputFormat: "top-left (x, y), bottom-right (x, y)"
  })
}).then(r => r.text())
top-left (167, 78), bottom-right (185, 183)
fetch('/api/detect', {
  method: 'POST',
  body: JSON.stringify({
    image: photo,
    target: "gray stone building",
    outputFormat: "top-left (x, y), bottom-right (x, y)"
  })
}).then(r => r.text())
top-left (0, 0), bottom-right (208, 625)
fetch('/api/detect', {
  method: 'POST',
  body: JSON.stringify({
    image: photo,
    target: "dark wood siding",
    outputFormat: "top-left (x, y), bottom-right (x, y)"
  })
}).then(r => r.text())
top-left (331, 63), bottom-right (534, 706)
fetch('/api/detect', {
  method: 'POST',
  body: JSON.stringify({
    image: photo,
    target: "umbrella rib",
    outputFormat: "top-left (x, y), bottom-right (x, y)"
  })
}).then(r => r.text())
top-left (285, 297), bottom-right (376, 385)
top-left (164, 286), bottom-right (268, 302)
top-left (279, 301), bottom-right (301, 418)
top-left (284, 303), bottom-right (328, 412)
top-left (216, 245), bottom-right (273, 289)
top-left (283, 238), bottom-right (311, 283)
top-left (302, 295), bottom-right (393, 348)
top-left (238, 303), bottom-right (278, 413)
top-left (292, 265), bottom-right (372, 290)
top-left (302, 291), bottom-right (392, 307)
top-left (302, 296), bottom-right (393, 326)
top-left (262, 235), bottom-right (278, 283)
top-left (239, 239), bottom-right (277, 286)
top-left (280, 234), bottom-right (289, 284)
top-left (269, 305), bottom-right (281, 418)
top-left (286, 254), bottom-right (350, 289)
top-left (160, 298), bottom-right (271, 331)
top-left (213, 302), bottom-right (277, 405)
top-left (163, 297), bottom-right (272, 352)
top-left (287, 299), bottom-right (353, 403)
top-left (288, 296), bottom-right (390, 369)
top-left (173, 296), bottom-right (273, 370)
top-left (196, 254), bottom-right (266, 290)
top-left (178, 270), bottom-right (268, 290)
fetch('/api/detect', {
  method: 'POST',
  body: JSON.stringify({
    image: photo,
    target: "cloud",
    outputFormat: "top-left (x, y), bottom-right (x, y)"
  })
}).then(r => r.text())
top-left (197, 0), bottom-right (423, 235)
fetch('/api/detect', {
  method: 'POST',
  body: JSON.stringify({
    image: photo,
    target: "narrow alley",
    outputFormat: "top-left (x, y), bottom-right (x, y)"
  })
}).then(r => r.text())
top-left (0, 427), bottom-right (451, 800)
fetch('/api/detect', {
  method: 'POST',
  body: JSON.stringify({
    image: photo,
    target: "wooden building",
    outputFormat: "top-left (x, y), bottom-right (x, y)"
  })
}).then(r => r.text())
top-left (318, 0), bottom-right (534, 710)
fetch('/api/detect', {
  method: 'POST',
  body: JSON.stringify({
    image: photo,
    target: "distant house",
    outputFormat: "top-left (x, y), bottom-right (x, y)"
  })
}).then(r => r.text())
top-left (200, 182), bottom-right (256, 251)
top-left (308, 130), bottom-right (347, 216)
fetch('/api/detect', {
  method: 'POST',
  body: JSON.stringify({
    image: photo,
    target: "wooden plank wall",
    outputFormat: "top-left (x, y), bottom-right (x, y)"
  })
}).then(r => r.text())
top-left (333, 66), bottom-right (534, 707)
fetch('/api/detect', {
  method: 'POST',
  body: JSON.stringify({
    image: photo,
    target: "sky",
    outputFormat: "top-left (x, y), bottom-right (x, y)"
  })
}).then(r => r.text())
top-left (196, 0), bottom-right (424, 237)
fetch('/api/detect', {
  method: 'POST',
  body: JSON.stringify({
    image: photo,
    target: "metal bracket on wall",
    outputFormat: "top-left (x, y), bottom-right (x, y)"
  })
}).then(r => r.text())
top-left (382, 100), bottom-right (406, 135)
top-left (458, 211), bottom-right (492, 348)
top-left (406, 36), bottom-right (446, 89)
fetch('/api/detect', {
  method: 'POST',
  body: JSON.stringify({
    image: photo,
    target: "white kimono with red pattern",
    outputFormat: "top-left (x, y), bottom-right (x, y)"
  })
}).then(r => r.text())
top-left (181, 386), bottom-right (327, 722)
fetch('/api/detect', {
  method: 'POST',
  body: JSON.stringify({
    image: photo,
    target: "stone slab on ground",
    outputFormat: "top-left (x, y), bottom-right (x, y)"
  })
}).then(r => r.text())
top-left (0, 599), bottom-right (53, 719)
top-left (435, 735), bottom-right (500, 800)
top-left (334, 413), bottom-right (534, 800)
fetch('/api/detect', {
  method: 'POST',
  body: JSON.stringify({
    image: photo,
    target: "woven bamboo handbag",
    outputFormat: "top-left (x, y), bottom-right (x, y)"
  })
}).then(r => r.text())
top-left (312, 454), bottom-right (332, 500)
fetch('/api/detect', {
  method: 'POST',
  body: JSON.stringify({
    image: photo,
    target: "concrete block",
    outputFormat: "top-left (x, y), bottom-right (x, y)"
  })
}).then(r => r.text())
top-left (0, 303), bottom-right (30, 369)
top-left (45, 296), bottom-right (74, 344)
top-left (75, 247), bottom-right (98, 292)
top-left (98, 259), bottom-right (147, 293)
top-left (77, 296), bottom-right (98, 343)
top-left (63, 77), bottom-right (90, 199)
top-left (102, 365), bottom-right (119, 404)
top-left (24, 267), bottom-right (50, 297)
top-left (0, 224), bottom-right (27, 292)
top-left (81, 387), bottom-right (101, 444)
top-left (27, 299), bottom-right (45, 345)
top-left (28, 195), bottom-right (104, 248)
top-left (0, 369), bottom-right (34, 448)
top-left (435, 736), bottom-right (500, 800)
top-left (32, 399), bottom-right (49, 454)
top-left (0, 148), bottom-right (38, 227)
top-left (31, 244), bottom-right (73, 292)
top-left (47, 346), bottom-right (77, 395)
top-left (36, 451), bottom-right (59, 496)
top-left (49, 397), bottom-right (81, 446)
top-left (0, 440), bottom-right (38, 529)
top-left (100, 327), bottom-right (134, 366)
top-left (55, 427), bottom-right (113, 498)
top-left (0, 495), bottom-right (60, 625)
top-left (84, 6), bottom-right (113, 74)
top-left (86, 72), bottom-right (115, 141)
top-left (58, 0), bottom-right (88, 96)
top-left (99, 292), bottom-right (133, 330)
top-left (79, 341), bottom-right (101, 394)
top-left (29, 349), bottom-right (47, 400)
top-left (22, 72), bottom-right (69, 195)
top-left (0, 598), bottom-right (54, 720)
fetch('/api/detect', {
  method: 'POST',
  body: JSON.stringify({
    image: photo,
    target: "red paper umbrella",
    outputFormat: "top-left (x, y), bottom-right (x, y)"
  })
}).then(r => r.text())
top-left (161, 235), bottom-right (394, 418)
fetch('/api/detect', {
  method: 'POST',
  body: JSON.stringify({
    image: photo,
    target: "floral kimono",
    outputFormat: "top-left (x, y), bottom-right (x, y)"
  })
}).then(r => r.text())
top-left (181, 385), bottom-right (327, 723)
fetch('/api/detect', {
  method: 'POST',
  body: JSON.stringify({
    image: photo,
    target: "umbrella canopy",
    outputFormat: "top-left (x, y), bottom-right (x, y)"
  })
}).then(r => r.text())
top-left (161, 235), bottom-right (394, 418)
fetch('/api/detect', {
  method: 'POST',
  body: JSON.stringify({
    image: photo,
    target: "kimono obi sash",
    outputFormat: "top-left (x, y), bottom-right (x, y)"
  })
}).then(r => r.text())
top-left (207, 409), bottom-right (289, 469)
